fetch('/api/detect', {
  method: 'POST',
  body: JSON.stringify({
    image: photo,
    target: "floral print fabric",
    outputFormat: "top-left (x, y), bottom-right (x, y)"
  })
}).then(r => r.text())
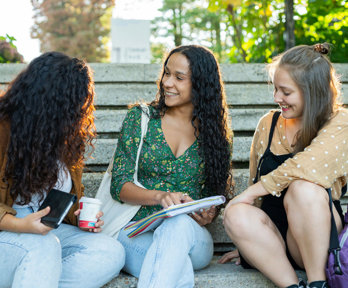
top-left (111, 105), bottom-right (208, 221)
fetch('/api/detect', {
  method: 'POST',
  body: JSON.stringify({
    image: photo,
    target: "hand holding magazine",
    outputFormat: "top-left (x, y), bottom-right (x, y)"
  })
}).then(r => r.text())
top-left (124, 195), bottom-right (225, 238)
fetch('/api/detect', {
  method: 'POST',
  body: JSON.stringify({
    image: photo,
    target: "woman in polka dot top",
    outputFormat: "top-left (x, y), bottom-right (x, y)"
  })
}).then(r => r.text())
top-left (220, 43), bottom-right (347, 288)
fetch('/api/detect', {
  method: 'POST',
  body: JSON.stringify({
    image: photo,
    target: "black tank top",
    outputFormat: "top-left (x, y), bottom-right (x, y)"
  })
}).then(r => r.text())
top-left (253, 111), bottom-right (293, 229)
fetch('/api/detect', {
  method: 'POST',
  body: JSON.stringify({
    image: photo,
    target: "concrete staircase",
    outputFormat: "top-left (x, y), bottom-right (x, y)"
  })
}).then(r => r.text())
top-left (103, 257), bottom-right (307, 288)
top-left (3, 63), bottom-right (345, 288)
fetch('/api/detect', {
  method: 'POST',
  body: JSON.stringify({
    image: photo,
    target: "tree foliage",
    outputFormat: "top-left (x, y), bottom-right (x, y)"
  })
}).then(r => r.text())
top-left (31, 0), bottom-right (115, 62)
top-left (208, 0), bottom-right (287, 63)
top-left (184, 7), bottom-right (227, 60)
top-left (151, 0), bottom-right (347, 63)
top-left (209, 0), bottom-right (347, 62)
top-left (152, 0), bottom-right (232, 62)
top-left (152, 0), bottom-right (195, 47)
top-left (150, 42), bottom-right (167, 63)
top-left (294, 0), bottom-right (348, 62)
top-left (0, 34), bottom-right (24, 63)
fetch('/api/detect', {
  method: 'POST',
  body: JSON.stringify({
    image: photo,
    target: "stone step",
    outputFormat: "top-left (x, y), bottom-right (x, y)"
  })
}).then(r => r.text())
top-left (102, 257), bottom-right (307, 288)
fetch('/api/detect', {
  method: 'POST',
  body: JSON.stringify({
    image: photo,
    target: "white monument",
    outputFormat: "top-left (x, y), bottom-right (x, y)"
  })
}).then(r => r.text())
top-left (111, 19), bottom-right (151, 63)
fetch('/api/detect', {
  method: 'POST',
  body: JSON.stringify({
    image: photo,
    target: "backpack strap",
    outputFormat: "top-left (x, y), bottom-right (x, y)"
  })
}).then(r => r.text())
top-left (327, 188), bottom-right (343, 275)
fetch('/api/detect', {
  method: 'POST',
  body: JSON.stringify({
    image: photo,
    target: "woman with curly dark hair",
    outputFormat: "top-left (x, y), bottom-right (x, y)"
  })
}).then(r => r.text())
top-left (111, 45), bottom-right (233, 287)
top-left (0, 52), bottom-right (125, 288)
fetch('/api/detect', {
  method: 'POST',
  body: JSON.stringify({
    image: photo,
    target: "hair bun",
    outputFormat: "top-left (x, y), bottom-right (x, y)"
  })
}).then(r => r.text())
top-left (314, 43), bottom-right (329, 55)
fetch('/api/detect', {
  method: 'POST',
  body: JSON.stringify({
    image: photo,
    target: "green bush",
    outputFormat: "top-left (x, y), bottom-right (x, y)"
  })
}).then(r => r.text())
top-left (0, 34), bottom-right (24, 63)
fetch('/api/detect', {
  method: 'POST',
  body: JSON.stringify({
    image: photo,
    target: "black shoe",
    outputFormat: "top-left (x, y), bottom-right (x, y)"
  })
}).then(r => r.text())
top-left (308, 281), bottom-right (328, 288)
top-left (287, 279), bottom-right (307, 288)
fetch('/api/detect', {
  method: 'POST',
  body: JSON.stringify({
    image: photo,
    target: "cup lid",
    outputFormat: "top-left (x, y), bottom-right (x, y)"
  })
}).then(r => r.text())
top-left (79, 196), bottom-right (102, 205)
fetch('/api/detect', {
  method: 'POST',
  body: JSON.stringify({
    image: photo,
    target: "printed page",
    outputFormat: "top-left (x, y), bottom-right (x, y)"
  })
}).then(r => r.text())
top-left (124, 195), bottom-right (225, 238)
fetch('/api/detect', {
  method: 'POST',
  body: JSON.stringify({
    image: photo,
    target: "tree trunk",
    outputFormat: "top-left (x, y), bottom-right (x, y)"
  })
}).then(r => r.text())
top-left (213, 17), bottom-right (222, 61)
top-left (285, 0), bottom-right (295, 50)
top-left (227, 4), bottom-right (247, 62)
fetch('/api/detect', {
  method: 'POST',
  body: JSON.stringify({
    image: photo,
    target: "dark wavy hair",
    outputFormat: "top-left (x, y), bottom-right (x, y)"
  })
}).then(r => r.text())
top-left (151, 45), bottom-right (233, 197)
top-left (267, 43), bottom-right (342, 154)
top-left (0, 51), bottom-right (96, 204)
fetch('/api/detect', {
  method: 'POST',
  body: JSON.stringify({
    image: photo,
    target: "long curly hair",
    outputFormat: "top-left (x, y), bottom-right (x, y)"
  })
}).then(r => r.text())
top-left (267, 43), bottom-right (342, 154)
top-left (151, 45), bottom-right (233, 197)
top-left (0, 51), bottom-right (96, 204)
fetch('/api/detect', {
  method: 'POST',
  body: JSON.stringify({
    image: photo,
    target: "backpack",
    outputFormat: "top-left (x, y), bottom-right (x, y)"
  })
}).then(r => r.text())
top-left (325, 187), bottom-right (348, 288)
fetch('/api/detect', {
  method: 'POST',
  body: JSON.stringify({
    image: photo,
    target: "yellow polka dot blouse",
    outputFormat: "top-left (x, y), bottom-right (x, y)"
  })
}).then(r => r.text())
top-left (250, 109), bottom-right (348, 201)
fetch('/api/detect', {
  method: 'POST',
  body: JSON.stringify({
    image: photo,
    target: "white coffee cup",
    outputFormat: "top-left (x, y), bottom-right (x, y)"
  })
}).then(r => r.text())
top-left (78, 197), bottom-right (102, 229)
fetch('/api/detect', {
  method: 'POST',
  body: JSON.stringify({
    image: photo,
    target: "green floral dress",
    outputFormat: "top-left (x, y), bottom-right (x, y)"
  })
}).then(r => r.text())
top-left (111, 105), bottom-right (209, 221)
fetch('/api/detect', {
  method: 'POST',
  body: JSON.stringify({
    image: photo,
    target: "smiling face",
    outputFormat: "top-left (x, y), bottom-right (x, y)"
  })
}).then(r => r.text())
top-left (273, 66), bottom-right (304, 120)
top-left (161, 52), bottom-right (193, 110)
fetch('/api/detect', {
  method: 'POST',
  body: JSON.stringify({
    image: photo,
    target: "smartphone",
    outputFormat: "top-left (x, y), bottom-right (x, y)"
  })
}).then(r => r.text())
top-left (38, 189), bottom-right (77, 228)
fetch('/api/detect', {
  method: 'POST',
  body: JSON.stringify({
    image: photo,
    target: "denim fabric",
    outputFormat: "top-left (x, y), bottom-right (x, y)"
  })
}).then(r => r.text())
top-left (0, 207), bottom-right (125, 288)
top-left (118, 214), bottom-right (214, 288)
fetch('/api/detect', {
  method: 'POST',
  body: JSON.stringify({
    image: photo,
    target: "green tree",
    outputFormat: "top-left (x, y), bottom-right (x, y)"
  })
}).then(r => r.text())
top-left (152, 0), bottom-right (196, 47)
top-left (0, 34), bottom-right (24, 63)
top-left (152, 0), bottom-right (232, 62)
top-left (150, 0), bottom-right (347, 63)
top-left (208, 0), bottom-right (347, 63)
top-left (208, 0), bottom-right (286, 63)
top-left (151, 42), bottom-right (168, 64)
top-left (31, 0), bottom-right (115, 62)
top-left (294, 0), bottom-right (348, 62)
top-left (184, 7), bottom-right (228, 61)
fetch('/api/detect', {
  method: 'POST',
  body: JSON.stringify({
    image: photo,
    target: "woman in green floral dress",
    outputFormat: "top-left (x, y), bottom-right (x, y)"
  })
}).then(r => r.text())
top-left (111, 45), bottom-right (233, 288)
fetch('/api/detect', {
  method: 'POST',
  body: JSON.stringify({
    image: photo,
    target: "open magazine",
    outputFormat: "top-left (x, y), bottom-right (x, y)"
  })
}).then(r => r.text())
top-left (124, 195), bottom-right (226, 238)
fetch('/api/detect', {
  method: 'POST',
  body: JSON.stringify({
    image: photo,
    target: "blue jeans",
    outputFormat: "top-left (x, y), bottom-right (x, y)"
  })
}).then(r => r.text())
top-left (0, 207), bottom-right (125, 288)
top-left (118, 214), bottom-right (214, 288)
